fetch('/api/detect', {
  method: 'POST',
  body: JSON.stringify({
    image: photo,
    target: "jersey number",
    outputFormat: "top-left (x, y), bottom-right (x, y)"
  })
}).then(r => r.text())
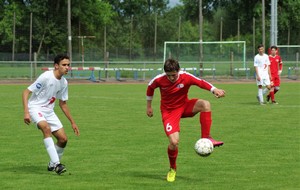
top-left (166, 123), bottom-right (172, 132)
top-left (264, 64), bottom-right (267, 69)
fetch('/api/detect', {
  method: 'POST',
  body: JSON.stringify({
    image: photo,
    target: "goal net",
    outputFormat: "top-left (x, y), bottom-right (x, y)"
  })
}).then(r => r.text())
top-left (274, 45), bottom-right (299, 79)
top-left (163, 41), bottom-right (247, 78)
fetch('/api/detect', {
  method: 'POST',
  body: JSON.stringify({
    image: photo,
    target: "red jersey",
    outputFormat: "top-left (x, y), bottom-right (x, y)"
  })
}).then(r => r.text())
top-left (146, 71), bottom-right (215, 110)
top-left (269, 55), bottom-right (283, 76)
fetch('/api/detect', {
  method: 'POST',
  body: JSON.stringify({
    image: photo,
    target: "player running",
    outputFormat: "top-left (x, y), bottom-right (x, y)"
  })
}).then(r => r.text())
top-left (146, 58), bottom-right (225, 182)
top-left (254, 44), bottom-right (272, 105)
top-left (267, 45), bottom-right (283, 104)
top-left (22, 54), bottom-right (80, 175)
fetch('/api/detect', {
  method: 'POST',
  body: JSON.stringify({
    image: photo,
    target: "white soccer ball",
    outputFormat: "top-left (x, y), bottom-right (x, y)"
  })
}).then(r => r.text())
top-left (194, 138), bottom-right (214, 157)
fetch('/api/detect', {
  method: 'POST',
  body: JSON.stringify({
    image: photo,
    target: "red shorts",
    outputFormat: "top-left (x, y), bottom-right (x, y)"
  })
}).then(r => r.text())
top-left (161, 99), bottom-right (198, 136)
top-left (271, 75), bottom-right (280, 87)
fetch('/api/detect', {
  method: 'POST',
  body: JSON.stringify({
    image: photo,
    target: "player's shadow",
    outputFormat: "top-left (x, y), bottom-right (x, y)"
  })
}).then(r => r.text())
top-left (238, 101), bottom-right (261, 105)
top-left (4, 165), bottom-right (51, 175)
top-left (127, 170), bottom-right (199, 182)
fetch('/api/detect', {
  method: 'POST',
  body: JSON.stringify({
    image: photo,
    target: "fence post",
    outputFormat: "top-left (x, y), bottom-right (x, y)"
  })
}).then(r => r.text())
top-left (105, 51), bottom-right (109, 80)
top-left (230, 51), bottom-right (233, 76)
top-left (34, 52), bottom-right (37, 79)
top-left (296, 52), bottom-right (299, 78)
top-left (296, 52), bottom-right (299, 67)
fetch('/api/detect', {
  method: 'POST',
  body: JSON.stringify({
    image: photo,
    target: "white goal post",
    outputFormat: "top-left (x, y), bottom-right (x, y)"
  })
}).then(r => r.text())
top-left (276, 45), bottom-right (300, 60)
top-left (163, 41), bottom-right (247, 68)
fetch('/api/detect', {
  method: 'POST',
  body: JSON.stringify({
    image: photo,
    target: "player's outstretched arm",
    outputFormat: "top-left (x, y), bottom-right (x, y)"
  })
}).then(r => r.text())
top-left (212, 88), bottom-right (226, 98)
top-left (59, 100), bottom-right (80, 136)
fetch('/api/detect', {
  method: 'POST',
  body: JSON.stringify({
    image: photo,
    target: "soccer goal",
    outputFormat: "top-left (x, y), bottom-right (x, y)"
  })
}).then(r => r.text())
top-left (276, 45), bottom-right (300, 79)
top-left (163, 41), bottom-right (247, 79)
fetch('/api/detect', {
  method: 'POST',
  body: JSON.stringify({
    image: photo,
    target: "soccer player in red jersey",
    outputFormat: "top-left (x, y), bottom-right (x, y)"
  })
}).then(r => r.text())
top-left (267, 46), bottom-right (283, 104)
top-left (146, 59), bottom-right (225, 182)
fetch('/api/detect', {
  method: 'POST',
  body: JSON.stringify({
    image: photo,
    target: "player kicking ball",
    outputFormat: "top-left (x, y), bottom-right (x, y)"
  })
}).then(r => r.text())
top-left (22, 54), bottom-right (80, 175)
top-left (146, 58), bottom-right (225, 182)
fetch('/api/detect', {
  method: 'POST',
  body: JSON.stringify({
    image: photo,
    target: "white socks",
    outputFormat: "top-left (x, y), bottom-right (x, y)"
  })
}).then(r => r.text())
top-left (258, 89), bottom-right (263, 103)
top-left (262, 88), bottom-right (269, 95)
top-left (55, 144), bottom-right (64, 160)
top-left (44, 137), bottom-right (59, 166)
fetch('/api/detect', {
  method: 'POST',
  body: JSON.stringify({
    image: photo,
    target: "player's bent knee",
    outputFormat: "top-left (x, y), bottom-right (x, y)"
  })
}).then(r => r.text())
top-left (169, 137), bottom-right (179, 147)
top-left (196, 100), bottom-right (211, 112)
top-left (58, 137), bottom-right (68, 147)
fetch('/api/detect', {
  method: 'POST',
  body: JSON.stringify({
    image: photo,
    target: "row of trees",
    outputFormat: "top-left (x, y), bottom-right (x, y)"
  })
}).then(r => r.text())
top-left (0, 0), bottom-right (299, 61)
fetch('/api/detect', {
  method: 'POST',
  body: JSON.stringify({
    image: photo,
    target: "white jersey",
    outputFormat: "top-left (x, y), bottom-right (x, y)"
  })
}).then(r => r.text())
top-left (28, 71), bottom-right (68, 110)
top-left (254, 53), bottom-right (270, 78)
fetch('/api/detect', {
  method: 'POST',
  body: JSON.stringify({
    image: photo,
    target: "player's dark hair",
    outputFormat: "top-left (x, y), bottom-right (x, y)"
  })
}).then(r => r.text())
top-left (270, 45), bottom-right (278, 50)
top-left (54, 54), bottom-right (70, 65)
top-left (164, 58), bottom-right (180, 72)
top-left (257, 44), bottom-right (264, 49)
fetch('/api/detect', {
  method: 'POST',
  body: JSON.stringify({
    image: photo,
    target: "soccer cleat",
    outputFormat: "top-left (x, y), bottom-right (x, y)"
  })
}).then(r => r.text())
top-left (167, 168), bottom-right (176, 182)
top-left (47, 162), bottom-right (55, 171)
top-left (55, 163), bottom-right (66, 175)
top-left (260, 102), bottom-right (266, 106)
top-left (207, 137), bottom-right (224, 147)
top-left (272, 101), bottom-right (278, 104)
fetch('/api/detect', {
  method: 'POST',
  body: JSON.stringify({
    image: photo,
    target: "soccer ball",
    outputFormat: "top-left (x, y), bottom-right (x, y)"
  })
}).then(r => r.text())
top-left (194, 138), bottom-right (214, 157)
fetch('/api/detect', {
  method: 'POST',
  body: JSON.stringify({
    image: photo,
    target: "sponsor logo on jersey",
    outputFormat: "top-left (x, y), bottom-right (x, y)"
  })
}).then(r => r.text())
top-left (177, 84), bottom-right (184, 88)
top-left (36, 83), bottom-right (42, 89)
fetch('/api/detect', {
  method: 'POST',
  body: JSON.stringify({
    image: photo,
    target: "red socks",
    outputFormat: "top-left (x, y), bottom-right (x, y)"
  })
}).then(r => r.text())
top-left (269, 91), bottom-right (275, 101)
top-left (200, 112), bottom-right (212, 138)
top-left (168, 147), bottom-right (178, 170)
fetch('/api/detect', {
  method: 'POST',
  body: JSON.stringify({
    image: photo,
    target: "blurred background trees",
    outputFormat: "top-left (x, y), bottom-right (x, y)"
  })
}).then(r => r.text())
top-left (0, 0), bottom-right (299, 61)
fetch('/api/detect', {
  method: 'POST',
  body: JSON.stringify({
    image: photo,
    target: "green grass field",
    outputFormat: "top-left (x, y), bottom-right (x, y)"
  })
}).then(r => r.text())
top-left (0, 82), bottom-right (299, 189)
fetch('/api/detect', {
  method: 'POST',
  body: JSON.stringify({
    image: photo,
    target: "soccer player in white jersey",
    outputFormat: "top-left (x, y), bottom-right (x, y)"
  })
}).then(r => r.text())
top-left (22, 54), bottom-right (80, 175)
top-left (254, 44), bottom-right (272, 105)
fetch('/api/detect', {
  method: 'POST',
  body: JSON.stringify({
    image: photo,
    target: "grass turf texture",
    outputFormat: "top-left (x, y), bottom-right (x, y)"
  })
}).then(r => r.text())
top-left (0, 82), bottom-right (299, 189)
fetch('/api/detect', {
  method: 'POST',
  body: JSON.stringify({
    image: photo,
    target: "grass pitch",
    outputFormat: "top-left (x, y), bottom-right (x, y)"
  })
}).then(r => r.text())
top-left (0, 81), bottom-right (299, 189)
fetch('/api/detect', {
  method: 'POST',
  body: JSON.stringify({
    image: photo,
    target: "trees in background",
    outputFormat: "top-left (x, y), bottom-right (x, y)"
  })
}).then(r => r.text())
top-left (0, 0), bottom-right (299, 60)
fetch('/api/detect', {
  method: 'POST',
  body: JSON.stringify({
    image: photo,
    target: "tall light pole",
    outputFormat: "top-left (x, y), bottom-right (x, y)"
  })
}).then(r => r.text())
top-left (29, 12), bottom-right (32, 62)
top-left (262, 0), bottom-right (265, 47)
top-left (199, 0), bottom-right (203, 73)
top-left (270, 0), bottom-right (278, 46)
top-left (67, 0), bottom-right (72, 63)
top-left (154, 13), bottom-right (157, 61)
top-left (12, 11), bottom-right (15, 61)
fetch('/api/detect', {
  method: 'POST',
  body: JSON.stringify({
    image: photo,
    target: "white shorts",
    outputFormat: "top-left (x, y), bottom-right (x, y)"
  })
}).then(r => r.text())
top-left (256, 77), bottom-right (271, 86)
top-left (29, 108), bottom-right (63, 132)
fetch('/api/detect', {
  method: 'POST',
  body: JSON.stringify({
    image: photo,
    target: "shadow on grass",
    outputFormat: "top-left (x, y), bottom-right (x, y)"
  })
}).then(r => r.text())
top-left (3, 164), bottom-right (52, 175)
top-left (127, 170), bottom-right (199, 182)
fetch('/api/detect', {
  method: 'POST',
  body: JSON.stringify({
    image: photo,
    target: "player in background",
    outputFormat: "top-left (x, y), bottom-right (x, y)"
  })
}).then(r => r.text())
top-left (22, 54), bottom-right (80, 175)
top-left (265, 46), bottom-right (283, 104)
top-left (254, 44), bottom-right (272, 105)
top-left (146, 58), bottom-right (225, 182)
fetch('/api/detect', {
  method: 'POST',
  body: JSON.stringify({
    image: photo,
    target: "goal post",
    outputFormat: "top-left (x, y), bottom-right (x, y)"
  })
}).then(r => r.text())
top-left (164, 41), bottom-right (246, 68)
top-left (276, 45), bottom-right (300, 79)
